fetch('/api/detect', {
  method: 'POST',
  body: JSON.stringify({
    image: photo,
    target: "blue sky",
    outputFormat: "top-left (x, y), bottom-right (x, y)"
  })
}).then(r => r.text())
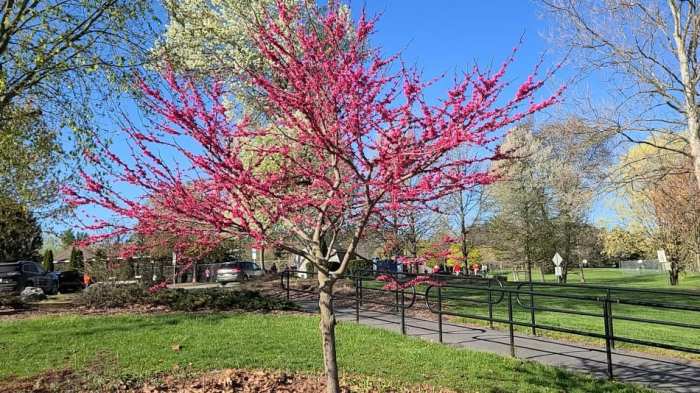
top-left (345, 0), bottom-right (616, 226)
top-left (72, 0), bottom-right (618, 233)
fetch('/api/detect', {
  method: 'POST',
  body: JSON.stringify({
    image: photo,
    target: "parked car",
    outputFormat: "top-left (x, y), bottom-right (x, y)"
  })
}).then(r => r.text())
top-left (49, 270), bottom-right (84, 293)
top-left (216, 261), bottom-right (264, 284)
top-left (0, 261), bottom-right (57, 295)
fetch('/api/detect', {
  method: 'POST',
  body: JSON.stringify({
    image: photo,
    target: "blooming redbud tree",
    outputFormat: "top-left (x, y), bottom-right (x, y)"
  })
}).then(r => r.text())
top-left (66, 3), bottom-right (561, 392)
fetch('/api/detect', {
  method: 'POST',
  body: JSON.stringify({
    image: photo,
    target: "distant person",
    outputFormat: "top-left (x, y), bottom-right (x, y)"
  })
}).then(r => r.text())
top-left (270, 263), bottom-right (278, 274)
top-left (205, 268), bottom-right (211, 282)
top-left (453, 263), bottom-right (462, 276)
top-left (83, 272), bottom-right (92, 287)
top-left (471, 263), bottom-right (480, 275)
top-left (432, 264), bottom-right (440, 274)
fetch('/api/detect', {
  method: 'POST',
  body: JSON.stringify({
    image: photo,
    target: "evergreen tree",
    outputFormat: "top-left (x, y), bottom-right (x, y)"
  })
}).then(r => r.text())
top-left (42, 249), bottom-right (54, 272)
top-left (69, 248), bottom-right (84, 271)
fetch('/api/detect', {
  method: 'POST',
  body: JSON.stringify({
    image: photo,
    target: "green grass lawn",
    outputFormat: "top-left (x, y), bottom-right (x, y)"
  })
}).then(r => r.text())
top-left (356, 268), bottom-right (700, 357)
top-left (0, 313), bottom-right (647, 392)
top-left (436, 269), bottom-right (700, 358)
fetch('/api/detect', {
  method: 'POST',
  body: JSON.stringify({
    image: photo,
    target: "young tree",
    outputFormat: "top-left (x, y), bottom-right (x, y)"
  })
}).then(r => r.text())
top-left (42, 249), bottom-right (54, 272)
top-left (67, 4), bottom-right (559, 391)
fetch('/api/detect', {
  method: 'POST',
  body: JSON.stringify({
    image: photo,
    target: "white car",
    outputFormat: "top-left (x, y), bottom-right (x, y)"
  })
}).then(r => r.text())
top-left (216, 261), bottom-right (264, 284)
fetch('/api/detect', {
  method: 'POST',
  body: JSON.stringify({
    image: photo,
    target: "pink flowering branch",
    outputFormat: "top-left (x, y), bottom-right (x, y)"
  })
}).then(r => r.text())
top-left (66, 3), bottom-right (562, 391)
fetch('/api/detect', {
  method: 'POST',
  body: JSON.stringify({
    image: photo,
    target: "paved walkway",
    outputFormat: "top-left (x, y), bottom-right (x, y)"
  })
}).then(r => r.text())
top-left (288, 295), bottom-right (700, 393)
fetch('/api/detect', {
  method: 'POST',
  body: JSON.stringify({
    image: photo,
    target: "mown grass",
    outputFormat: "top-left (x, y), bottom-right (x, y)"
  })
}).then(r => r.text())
top-left (435, 269), bottom-right (700, 358)
top-left (0, 313), bottom-right (647, 392)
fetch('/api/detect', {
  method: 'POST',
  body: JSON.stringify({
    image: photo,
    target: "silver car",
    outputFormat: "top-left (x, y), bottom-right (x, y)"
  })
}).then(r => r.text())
top-left (216, 261), bottom-right (264, 284)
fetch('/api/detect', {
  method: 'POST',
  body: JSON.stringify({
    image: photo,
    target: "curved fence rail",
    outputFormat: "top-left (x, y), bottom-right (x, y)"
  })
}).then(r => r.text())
top-left (278, 269), bottom-right (700, 380)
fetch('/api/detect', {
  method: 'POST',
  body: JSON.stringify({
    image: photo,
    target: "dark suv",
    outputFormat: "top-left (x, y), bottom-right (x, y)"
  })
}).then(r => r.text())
top-left (49, 270), bottom-right (84, 293)
top-left (0, 261), bottom-right (57, 295)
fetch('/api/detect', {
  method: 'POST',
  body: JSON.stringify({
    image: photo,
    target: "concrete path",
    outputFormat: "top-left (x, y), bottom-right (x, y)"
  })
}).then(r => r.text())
top-left (287, 294), bottom-right (700, 393)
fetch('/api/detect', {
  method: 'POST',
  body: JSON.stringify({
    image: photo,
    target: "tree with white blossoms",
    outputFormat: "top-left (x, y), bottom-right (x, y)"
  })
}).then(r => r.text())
top-left (489, 124), bottom-right (556, 278)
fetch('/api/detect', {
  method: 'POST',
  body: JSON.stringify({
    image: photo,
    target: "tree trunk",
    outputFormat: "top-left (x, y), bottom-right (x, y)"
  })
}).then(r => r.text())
top-left (261, 246), bottom-right (266, 271)
top-left (669, 260), bottom-right (680, 286)
top-left (318, 271), bottom-right (340, 393)
top-left (691, 140), bottom-right (700, 192)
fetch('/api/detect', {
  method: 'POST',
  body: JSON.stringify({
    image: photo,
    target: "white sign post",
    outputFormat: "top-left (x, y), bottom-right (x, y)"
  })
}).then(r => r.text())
top-left (252, 247), bottom-right (257, 262)
top-left (552, 252), bottom-right (563, 283)
top-left (657, 249), bottom-right (670, 272)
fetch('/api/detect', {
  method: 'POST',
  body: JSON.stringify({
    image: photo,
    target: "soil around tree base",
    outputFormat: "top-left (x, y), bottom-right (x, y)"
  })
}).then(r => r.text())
top-left (1, 368), bottom-right (456, 393)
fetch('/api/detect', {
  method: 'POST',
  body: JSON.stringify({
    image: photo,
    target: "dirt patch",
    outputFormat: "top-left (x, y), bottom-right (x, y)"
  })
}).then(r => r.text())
top-left (0, 369), bottom-right (81, 393)
top-left (1, 369), bottom-right (455, 393)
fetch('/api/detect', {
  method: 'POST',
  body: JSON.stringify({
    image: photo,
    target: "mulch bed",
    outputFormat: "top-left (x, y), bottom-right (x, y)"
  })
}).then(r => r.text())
top-left (1, 369), bottom-right (456, 393)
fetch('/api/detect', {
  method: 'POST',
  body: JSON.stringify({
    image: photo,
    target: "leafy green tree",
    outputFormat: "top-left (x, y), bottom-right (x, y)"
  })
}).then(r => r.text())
top-left (0, 1), bottom-right (157, 130)
top-left (42, 249), bottom-right (54, 272)
top-left (0, 104), bottom-right (62, 214)
top-left (60, 229), bottom-right (87, 248)
top-left (0, 198), bottom-right (42, 261)
top-left (601, 228), bottom-right (653, 262)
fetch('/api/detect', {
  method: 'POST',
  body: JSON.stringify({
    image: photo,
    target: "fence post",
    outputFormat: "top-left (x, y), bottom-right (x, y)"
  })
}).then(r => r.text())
top-left (285, 271), bottom-right (290, 301)
top-left (487, 280), bottom-right (494, 328)
top-left (359, 276), bottom-right (363, 307)
top-left (603, 297), bottom-right (614, 380)
top-left (508, 291), bottom-right (516, 358)
top-left (607, 288), bottom-right (615, 349)
top-left (438, 285), bottom-right (443, 343)
top-left (529, 281), bottom-right (537, 336)
top-left (355, 277), bottom-right (360, 323)
top-left (400, 287), bottom-right (406, 335)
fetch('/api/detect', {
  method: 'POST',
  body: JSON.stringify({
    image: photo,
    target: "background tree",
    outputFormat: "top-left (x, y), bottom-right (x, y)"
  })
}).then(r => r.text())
top-left (488, 118), bottom-right (606, 281)
top-left (60, 229), bottom-right (86, 249)
top-left (68, 4), bottom-right (558, 392)
top-left (601, 227), bottom-right (654, 262)
top-left (1, 0), bottom-right (160, 219)
top-left (42, 249), bottom-right (54, 272)
top-left (0, 198), bottom-right (42, 261)
top-left (69, 247), bottom-right (84, 271)
top-left (539, 118), bottom-right (608, 281)
top-left (648, 167), bottom-right (700, 284)
top-left (612, 138), bottom-right (700, 283)
top-left (0, 0), bottom-right (157, 128)
top-left (541, 0), bottom-right (700, 190)
top-left (488, 124), bottom-right (556, 279)
top-left (0, 104), bottom-right (62, 215)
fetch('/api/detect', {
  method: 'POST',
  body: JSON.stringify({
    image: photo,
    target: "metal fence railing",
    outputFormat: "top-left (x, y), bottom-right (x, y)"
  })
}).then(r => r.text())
top-left (278, 269), bottom-right (700, 381)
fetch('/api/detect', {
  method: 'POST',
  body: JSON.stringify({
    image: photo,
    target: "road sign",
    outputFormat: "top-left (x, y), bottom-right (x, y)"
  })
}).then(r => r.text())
top-left (657, 249), bottom-right (671, 271)
top-left (552, 253), bottom-right (563, 267)
top-left (657, 249), bottom-right (667, 263)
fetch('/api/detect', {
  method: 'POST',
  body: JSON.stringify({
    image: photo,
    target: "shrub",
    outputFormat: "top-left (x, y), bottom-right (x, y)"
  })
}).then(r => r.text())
top-left (347, 259), bottom-right (373, 274)
top-left (74, 283), bottom-right (149, 308)
top-left (74, 284), bottom-right (297, 312)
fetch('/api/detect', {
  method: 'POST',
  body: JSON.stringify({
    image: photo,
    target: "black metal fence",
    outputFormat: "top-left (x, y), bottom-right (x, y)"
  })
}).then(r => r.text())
top-left (279, 269), bottom-right (700, 380)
